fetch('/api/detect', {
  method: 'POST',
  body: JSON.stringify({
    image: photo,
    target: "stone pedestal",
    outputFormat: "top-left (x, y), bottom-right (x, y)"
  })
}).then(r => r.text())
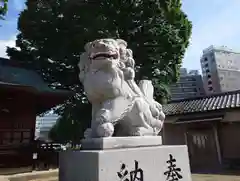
top-left (59, 136), bottom-right (192, 181)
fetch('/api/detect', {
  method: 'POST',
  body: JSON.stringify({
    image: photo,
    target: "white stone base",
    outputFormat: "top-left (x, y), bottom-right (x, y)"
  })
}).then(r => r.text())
top-left (59, 144), bottom-right (192, 181)
top-left (81, 136), bottom-right (162, 150)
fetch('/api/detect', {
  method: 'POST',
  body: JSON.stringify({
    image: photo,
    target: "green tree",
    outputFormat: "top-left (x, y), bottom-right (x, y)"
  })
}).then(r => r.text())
top-left (48, 103), bottom-right (91, 144)
top-left (0, 0), bottom-right (8, 20)
top-left (7, 0), bottom-right (192, 143)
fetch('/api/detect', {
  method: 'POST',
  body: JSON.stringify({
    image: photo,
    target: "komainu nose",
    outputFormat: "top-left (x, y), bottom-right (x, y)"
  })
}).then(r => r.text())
top-left (96, 41), bottom-right (107, 48)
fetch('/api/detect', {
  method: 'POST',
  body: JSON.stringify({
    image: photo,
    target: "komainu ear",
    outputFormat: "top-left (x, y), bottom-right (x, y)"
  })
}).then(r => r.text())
top-left (84, 42), bottom-right (92, 51)
top-left (116, 39), bottom-right (127, 48)
top-left (126, 49), bottom-right (133, 57)
top-left (78, 52), bottom-right (87, 70)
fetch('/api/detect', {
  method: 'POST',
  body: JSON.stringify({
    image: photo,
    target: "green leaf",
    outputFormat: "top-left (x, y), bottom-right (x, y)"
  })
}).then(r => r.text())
top-left (0, 0), bottom-right (8, 20)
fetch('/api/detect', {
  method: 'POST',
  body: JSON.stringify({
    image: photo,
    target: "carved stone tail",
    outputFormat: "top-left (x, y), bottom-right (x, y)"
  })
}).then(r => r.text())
top-left (138, 80), bottom-right (154, 101)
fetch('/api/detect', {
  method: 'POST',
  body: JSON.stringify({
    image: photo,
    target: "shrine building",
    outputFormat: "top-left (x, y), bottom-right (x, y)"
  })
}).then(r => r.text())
top-left (0, 57), bottom-right (72, 168)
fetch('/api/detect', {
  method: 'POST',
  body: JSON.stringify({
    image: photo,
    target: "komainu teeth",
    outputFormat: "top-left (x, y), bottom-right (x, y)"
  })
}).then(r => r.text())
top-left (91, 52), bottom-right (118, 59)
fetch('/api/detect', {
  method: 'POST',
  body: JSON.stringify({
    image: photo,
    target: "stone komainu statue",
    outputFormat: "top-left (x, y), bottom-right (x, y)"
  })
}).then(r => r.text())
top-left (78, 38), bottom-right (165, 138)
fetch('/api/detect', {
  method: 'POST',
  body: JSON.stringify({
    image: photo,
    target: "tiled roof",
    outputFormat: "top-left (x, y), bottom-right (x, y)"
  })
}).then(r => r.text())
top-left (163, 90), bottom-right (240, 116)
top-left (0, 65), bottom-right (52, 92)
top-left (0, 59), bottom-right (70, 95)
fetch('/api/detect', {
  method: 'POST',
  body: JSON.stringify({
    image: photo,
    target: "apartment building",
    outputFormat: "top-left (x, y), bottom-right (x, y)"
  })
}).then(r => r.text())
top-left (170, 68), bottom-right (205, 100)
top-left (201, 45), bottom-right (240, 94)
top-left (35, 112), bottom-right (59, 141)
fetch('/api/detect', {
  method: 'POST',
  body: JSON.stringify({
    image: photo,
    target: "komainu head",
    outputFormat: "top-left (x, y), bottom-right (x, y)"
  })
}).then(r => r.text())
top-left (78, 38), bottom-right (134, 82)
top-left (85, 38), bottom-right (127, 62)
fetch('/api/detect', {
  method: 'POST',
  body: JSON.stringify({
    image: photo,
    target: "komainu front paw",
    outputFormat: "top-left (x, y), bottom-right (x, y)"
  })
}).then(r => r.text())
top-left (84, 128), bottom-right (92, 138)
top-left (96, 122), bottom-right (114, 137)
top-left (130, 127), bottom-right (155, 136)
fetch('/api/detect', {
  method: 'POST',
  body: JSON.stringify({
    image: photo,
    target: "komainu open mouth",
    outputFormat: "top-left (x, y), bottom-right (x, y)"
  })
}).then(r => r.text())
top-left (91, 52), bottom-right (118, 60)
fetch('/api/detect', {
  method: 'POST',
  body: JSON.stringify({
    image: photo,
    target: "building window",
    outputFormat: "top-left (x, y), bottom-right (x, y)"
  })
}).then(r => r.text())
top-left (183, 88), bottom-right (198, 92)
top-left (14, 122), bottom-right (23, 129)
top-left (0, 130), bottom-right (31, 145)
top-left (193, 134), bottom-right (207, 148)
top-left (204, 57), bottom-right (208, 62)
top-left (208, 80), bottom-right (212, 85)
top-left (208, 87), bottom-right (213, 91)
top-left (186, 77), bottom-right (196, 81)
top-left (206, 69), bottom-right (210, 73)
top-left (205, 63), bottom-right (209, 68)
top-left (207, 74), bottom-right (211, 78)
top-left (211, 57), bottom-right (215, 62)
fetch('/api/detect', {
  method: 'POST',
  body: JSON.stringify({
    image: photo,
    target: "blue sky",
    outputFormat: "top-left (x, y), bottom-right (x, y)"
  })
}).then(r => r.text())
top-left (0, 0), bottom-right (239, 72)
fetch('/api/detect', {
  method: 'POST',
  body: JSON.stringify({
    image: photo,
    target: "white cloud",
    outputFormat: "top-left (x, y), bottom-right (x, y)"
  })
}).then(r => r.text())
top-left (0, 36), bottom-right (16, 58)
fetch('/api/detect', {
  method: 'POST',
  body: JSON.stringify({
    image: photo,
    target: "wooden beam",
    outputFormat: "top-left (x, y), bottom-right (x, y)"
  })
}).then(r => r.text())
top-left (213, 124), bottom-right (222, 165)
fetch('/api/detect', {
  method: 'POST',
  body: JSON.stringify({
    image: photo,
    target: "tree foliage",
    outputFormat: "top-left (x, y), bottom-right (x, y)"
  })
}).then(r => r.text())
top-left (7, 0), bottom-right (192, 143)
top-left (0, 0), bottom-right (8, 20)
top-left (48, 103), bottom-right (91, 143)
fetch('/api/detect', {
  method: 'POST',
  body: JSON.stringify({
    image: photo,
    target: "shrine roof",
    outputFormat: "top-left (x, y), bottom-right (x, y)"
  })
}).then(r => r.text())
top-left (0, 58), bottom-right (71, 95)
top-left (163, 90), bottom-right (240, 116)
